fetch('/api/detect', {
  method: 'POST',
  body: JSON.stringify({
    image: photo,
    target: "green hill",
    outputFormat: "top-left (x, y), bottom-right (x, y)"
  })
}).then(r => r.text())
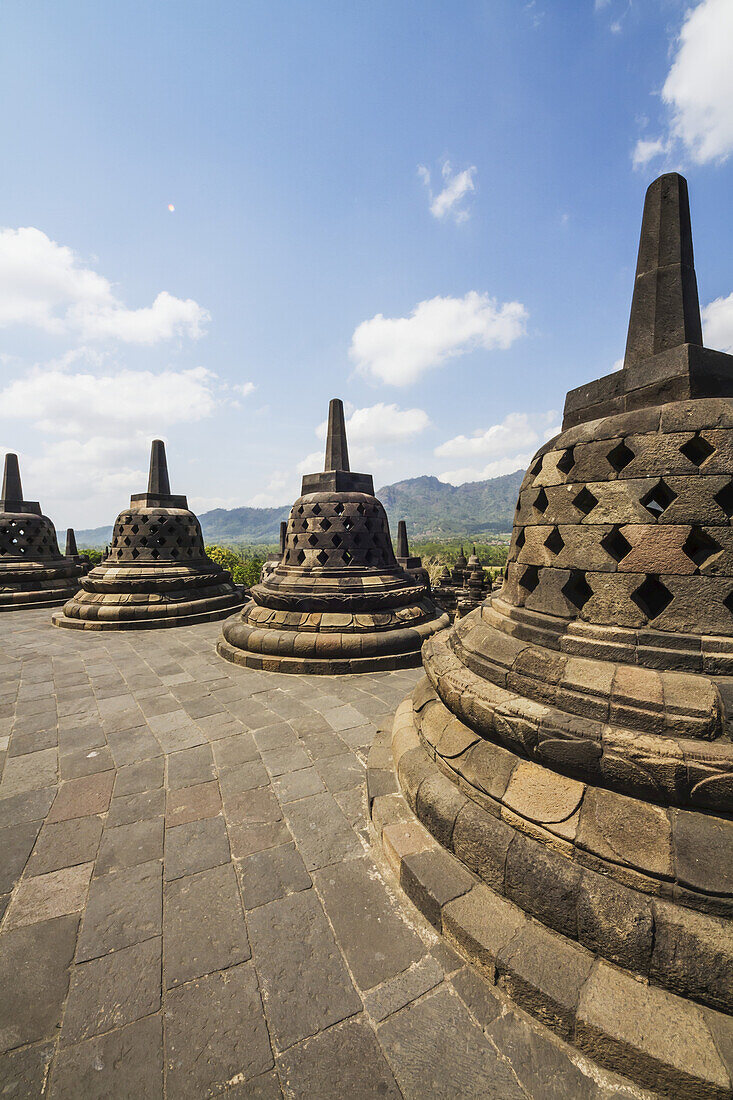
top-left (75, 469), bottom-right (523, 547)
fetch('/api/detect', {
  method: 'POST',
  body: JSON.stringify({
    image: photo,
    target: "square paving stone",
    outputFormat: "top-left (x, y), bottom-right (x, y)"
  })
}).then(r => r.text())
top-left (26, 815), bottom-right (103, 877)
top-left (58, 745), bottom-right (114, 780)
top-left (363, 956), bottom-right (445, 1023)
top-left (107, 787), bottom-right (166, 828)
top-left (322, 705), bottom-right (367, 732)
top-left (164, 815), bottom-right (231, 880)
top-left (223, 785), bottom-right (282, 827)
top-left (0, 1041), bottom-right (54, 1098)
top-left (315, 754), bottom-right (365, 792)
top-left (166, 780), bottom-right (221, 827)
top-left (0, 915), bottom-right (79, 1052)
top-left (219, 759), bottom-right (270, 796)
top-left (315, 857), bottom-right (424, 990)
top-left (252, 724), bottom-right (299, 751)
top-left (247, 889), bottom-right (361, 1050)
top-left (114, 756), bottom-right (165, 795)
top-left (238, 843), bottom-right (311, 909)
top-left (163, 862), bottom-right (250, 987)
top-left (260, 745), bottom-right (312, 777)
top-left (272, 767), bottom-right (325, 803)
top-left (165, 962), bottom-right (273, 1098)
top-left (284, 792), bottom-right (362, 871)
top-left (61, 936), bottom-right (162, 1046)
top-left (107, 727), bottom-right (162, 767)
top-left (155, 722), bottom-right (207, 754)
top-left (0, 819), bottom-right (42, 892)
top-left (377, 987), bottom-right (527, 1099)
top-left (278, 1018), bottom-right (401, 1098)
top-left (297, 729), bottom-right (345, 760)
top-left (48, 772), bottom-right (114, 822)
top-left (4, 862), bottom-right (93, 929)
top-left (0, 786), bottom-right (55, 829)
top-left (211, 733), bottom-right (260, 770)
top-left (166, 744), bottom-right (215, 789)
top-left (95, 818), bottom-right (164, 876)
top-left (228, 819), bottom-right (293, 860)
top-left (77, 859), bottom-right (163, 961)
top-left (8, 727), bottom-right (58, 757)
top-left (50, 1013), bottom-right (163, 1100)
top-left (0, 747), bottom-right (57, 796)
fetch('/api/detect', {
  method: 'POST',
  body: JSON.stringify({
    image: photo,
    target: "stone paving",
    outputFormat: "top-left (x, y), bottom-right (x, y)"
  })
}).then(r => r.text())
top-left (0, 610), bottom-right (647, 1099)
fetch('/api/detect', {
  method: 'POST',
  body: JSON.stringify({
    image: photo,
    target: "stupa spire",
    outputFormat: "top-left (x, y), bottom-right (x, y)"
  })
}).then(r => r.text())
top-left (1, 453), bottom-right (23, 506)
top-left (65, 528), bottom-right (78, 556)
top-left (324, 399), bottom-right (350, 472)
top-left (148, 440), bottom-right (171, 496)
top-left (397, 520), bottom-right (409, 559)
top-left (624, 172), bottom-right (702, 369)
top-left (279, 521), bottom-right (287, 556)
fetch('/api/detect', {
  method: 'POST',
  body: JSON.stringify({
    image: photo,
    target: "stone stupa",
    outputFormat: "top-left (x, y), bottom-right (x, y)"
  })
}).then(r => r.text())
top-left (374, 175), bottom-right (733, 1097)
top-left (395, 519), bottom-right (430, 587)
top-left (65, 527), bottom-right (90, 575)
top-left (0, 453), bottom-right (83, 611)
top-left (53, 440), bottom-right (245, 630)
top-left (218, 399), bottom-right (449, 673)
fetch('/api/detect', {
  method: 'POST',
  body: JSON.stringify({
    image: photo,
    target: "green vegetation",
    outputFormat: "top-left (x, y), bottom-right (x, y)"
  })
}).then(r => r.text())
top-left (205, 544), bottom-right (275, 587)
top-left (79, 548), bottom-right (103, 565)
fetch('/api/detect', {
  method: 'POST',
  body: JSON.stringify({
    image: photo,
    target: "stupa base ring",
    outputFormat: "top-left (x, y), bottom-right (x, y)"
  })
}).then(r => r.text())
top-left (52, 591), bottom-right (245, 631)
top-left (367, 691), bottom-right (733, 1099)
top-left (0, 585), bottom-right (82, 612)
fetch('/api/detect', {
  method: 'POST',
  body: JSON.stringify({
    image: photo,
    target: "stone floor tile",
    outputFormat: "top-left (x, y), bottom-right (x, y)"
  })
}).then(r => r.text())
top-left (166, 780), bottom-right (221, 827)
top-left (487, 1009), bottom-right (600, 1100)
top-left (334, 787), bottom-right (367, 830)
top-left (272, 767), bottom-right (325, 803)
top-left (450, 965), bottom-right (505, 1028)
top-left (107, 787), bottom-right (166, 828)
top-left (47, 772), bottom-right (114, 822)
top-left (219, 759), bottom-right (270, 796)
top-left (26, 815), bottom-right (103, 877)
top-left (57, 722), bottom-right (106, 755)
top-left (0, 747), bottom-right (57, 797)
top-left (377, 987), bottom-right (527, 1099)
top-left (0, 1041), bottom-right (54, 1098)
top-left (0, 818), bottom-right (42, 892)
top-left (247, 889), bottom-right (361, 1051)
top-left (49, 1013), bottom-right (163, 1100)
top-left (77, 859), bottom-right (163, 961)
top-left (339, 723), bottom-right (378, 751)
top-left (284, 791), bottom-right (362, 871)
top-left (61, 936), bottom-right (162, 1046)
top-left (277, 1018), bottom-right (401, 1099)
top-left (7, 727), bottom-right (58, 757)
top-left (321, 705), bottom-right (368, 732)
top-left (238, 842), bottom-right (311, 909)
top-left (253, 723), bottom-right (299, 751)
top-left (0, 786), bottom-right (55, 829)
top-left (315, 858), bottom-right (424, 991)
top-left (212, 732), bottom-right (260, 770)
top-left (114, 756), bottom-right (165, 796)
top-left (228, 819), bottom-right (293, 859)
top-left (166, 743), bottom-right (215, 789)
top-left (58, 745), bottom-right (114, 780)
top-left (315, 753), bottom-right (365, 793)
top-left (95, 817), bottom-right (164, 876)
top-left (223, 784), bottom-right (282, 827)
top-left (164, 862), bottom-right (250, 987)
top-left (260, 745), bottom-right (311, 777)
top-left (164, 963), bottom-right (273, 1099)
top-left (298, 728), bottom-right (346, 760)
top-left (164, 815), bottom-right (231, 880)
top-left (363, 956), bottom-right (445, 1023)
top-left (0, 914), bottom-right (79, 1052)
top-left (107, 727), bottom-right (162, 768)
top-left (4, 862), bottom-right (93, 929)
top-left (231, 1071), bottom-right (283, 1098)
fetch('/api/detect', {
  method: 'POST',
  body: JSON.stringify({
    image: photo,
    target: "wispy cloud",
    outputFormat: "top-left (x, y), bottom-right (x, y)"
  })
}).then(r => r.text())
top-left (418, 160), bottom-right (477, 223)
top-left (703, 293), bottom-right (733, 353)
top-left (350, 291), bottom-right (528, 386)
top-left (435, 410), bottom-right (559, 485)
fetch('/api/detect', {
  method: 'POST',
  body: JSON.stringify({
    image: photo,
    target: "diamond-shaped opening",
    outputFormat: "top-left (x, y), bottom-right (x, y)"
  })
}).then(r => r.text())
top-left (332, 533), bottom-right (343, 547)
top-left (601, 525), bottom-right (632, 563)
top-left (356, 504), bottom-right (365, 515)
top-left (123, 536), bottom-right (131, 546)
top-left (683, 527), bottom-right (721, 569)
top-left (321, 517), bottom-right (331, 531)
top-left (297, 505), bottom-right (304, 514)
top-left (364, 549), bottom-right (374, 564)
top-left (343, 517), bottom-right (354, 530)
top-left (641, 479), bottom-right (677, 518)
top-left (631, 575), bottom-right (673, 619)
top-left (307, 533), bottom-right (319, 547)
top-left (681, 434), bottom-right (715, 467)
top-left (557, 447), bottom-right (575, 476)
top-left (151, 549), bottom-right (159, 559)
top-left (316, 549), bottom-right (328, 565)
top-left (562, 570), bottom-right (593, 610)
top-left (544, 527), bottom-right (564, 555)
top-left (714, 480), bottom-right (733, 518)
top-left (311, 504), bottom-right (321, 515)
top-left (518, 565), bottom-right (540, 593)
top-left (534, 488), bottom-right (549, 514)
top-left (131, 524), bottom-right (139, 534)
top-left (724, 591), bottom-right (733, 616)
top-left (149, 525), bottom-right (158, 534)
top-left (343, 549), bottom-right (353, 564)
top-left (607, 440), bottom-right (634, 473)
top-left (170, 547), bottom-right (179, 558)
top-left (334, 502), bottom-right (344, 515)
top-left (296, 549), bottom-right (306, 565)
top-left (515, 528), bottom-right (526, 551)
top-left (352, 534), bottom-right (361, 547)
top-left (573, 487), bottom-right (598, 516)
top-left (131, 548), bottom-right (139, 559)
top-left (529, 455), bottom-right (543, 477)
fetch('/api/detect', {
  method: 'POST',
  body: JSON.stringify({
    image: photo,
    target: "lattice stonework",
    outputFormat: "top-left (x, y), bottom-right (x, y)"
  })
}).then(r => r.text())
top-left (0, 516), bottom-right (62, 560)
top-left (110, 510), bottom-right (206, 563)
top-left (283, 496), bottom-right (398, 570)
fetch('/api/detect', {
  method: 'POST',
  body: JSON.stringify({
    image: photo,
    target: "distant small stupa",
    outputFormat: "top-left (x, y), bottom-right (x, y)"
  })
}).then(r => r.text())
top-left (53, 440), bottom-right (245, 629)
top-left (0, 453), bottom-right (83, 611)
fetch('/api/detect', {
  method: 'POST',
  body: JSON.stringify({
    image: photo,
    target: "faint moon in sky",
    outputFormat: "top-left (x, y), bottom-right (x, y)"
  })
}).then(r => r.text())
top-left (168, 203), bottom-right (175, 212)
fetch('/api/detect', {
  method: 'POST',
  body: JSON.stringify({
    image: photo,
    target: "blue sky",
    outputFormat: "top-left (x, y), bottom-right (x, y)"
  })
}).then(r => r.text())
top-left (1, 0), bottom-right (732, 528)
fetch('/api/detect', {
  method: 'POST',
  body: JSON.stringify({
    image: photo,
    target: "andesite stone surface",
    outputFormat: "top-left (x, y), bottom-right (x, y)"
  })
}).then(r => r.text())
top-left (381, 173), bottom-right (733, 1097)
top-left (0, 453), bottom-right (83, 612)
top-left (53, 440), bottom-right (245, 630)
top-left (218, 399), bottom-right (449, 673)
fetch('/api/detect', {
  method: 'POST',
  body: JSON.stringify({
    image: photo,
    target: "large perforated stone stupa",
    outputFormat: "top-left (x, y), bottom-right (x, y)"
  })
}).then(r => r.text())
top-left (218, 399), bottom-right (449, 673)
top-left (380, 175), bottom-right (733, 1097)
top-left (0, 453), bottom-right (83, 611)
top-left (53, 440), bottom-right (245, 630)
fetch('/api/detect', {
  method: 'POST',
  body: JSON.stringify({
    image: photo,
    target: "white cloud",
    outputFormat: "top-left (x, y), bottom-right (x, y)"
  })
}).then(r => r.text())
top-left (703, 293), bottom-right (733, 353)
top-left (350, 291), bottom-right (528, 386)
top-left (633, 0), bottom-right (733, 168)
top-left (233, 382), bottom-right (256, 398)
top-left (435, 410), bottom-right (559, 484)
top-left (315, 402), bottom-right (430, 444)
top-left (418, 160), bottom-right (477, 223)
top-left (0, 227), bottom-right (209, 342)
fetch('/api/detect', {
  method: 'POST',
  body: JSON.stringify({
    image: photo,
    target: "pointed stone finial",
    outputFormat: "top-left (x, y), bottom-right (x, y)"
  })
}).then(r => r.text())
top-left (324, 399), bottom-right (350, 472)
top-left (397, 520), bottom-right (409, 559)
top-left (624, 173), bottom-right (702, 370)
top-left (65, 528), bottom-right (78, 556)
top-left (148, 440), bottom-right (171, 496)
top-left (279, 521), bottom-right (287, 555)
top-left (1, 453), bottom-right (23, 505)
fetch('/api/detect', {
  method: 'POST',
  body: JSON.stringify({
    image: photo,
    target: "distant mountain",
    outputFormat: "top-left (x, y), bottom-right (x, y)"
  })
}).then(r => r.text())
top-left (75, 470), bottom-right (523, 547)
